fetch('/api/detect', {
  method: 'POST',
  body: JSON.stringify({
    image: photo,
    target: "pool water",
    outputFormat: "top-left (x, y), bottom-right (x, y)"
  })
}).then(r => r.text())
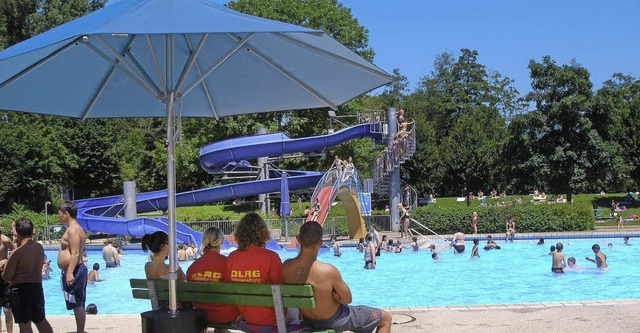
top-left (42, 238), bottom-right (639, 315)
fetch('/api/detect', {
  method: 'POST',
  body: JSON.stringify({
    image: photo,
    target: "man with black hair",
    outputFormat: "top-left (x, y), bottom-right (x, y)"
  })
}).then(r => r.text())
top-left (283, 222), bottom-right (392, 333)
top-left (2, 218), bottom-right (53, 333)
top-left (57, 201), bottom-right (87, 333)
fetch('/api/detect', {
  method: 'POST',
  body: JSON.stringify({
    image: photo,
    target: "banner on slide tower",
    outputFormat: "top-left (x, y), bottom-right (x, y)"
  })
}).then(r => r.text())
top-left (360, 193), bottom-right (372, 216)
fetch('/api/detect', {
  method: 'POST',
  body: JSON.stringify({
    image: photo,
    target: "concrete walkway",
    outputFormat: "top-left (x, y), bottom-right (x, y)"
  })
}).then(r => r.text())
top-left (40, 299), bottom-right (640, 332)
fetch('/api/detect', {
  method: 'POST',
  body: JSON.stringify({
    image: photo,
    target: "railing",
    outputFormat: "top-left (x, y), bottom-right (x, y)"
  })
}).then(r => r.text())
top-left (409, 218), bottom-right (451, 251)
top-left (183, 214), bottom-right (393, 240)
top-left (372, 118), bottom-right (416, 184)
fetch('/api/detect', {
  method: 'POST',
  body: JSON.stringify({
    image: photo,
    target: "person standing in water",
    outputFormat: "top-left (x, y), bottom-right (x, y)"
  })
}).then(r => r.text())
top-left (57, 201), bottom-right (87, 333)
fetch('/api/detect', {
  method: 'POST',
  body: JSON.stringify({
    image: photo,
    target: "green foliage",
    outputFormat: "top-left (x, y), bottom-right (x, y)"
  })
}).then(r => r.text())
top-left (1, 203), bottom-right (47, 232)
top-left (412, 202), bottom-right (595, 235)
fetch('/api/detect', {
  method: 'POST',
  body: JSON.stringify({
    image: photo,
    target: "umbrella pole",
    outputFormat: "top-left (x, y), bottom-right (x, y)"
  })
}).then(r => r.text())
top-left (166, 91), bottom-right (178, 314)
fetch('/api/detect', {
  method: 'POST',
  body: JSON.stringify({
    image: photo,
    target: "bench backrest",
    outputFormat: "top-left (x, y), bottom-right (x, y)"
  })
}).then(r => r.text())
top-left (130, 279), bottom-right (316, 309)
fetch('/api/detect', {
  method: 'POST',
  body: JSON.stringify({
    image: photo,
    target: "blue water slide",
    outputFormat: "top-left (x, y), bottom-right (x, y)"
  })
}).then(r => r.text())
top-left (75, 123), bottom-right (381, 246)
top-left (200, 123), bottom-right (382, 171)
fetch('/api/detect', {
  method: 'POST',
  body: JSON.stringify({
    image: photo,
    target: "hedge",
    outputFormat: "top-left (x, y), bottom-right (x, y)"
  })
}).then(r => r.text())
top-left (411, 202), bottom-right (595, 235)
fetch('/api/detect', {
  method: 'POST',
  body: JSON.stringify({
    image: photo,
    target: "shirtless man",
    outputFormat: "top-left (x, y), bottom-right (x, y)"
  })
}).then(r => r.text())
top-left (2, 218), bottom-right (53, 333)
top-left (57, 201), bottom-right (87, 333)
top-left (585, 244), bottom-right (608, 269)
top-left (470, 238), bottom-right (480, 259)
top-left (282, 222), bottom-right (391, 333)
top-left (551, 242), bottom-right (566, 273)
top-left (0, 226), bottom-right (15, 333)
top-left (368, 225), bottom-right (381, 256)
top-left (102, 240), bottom-right (119, 268)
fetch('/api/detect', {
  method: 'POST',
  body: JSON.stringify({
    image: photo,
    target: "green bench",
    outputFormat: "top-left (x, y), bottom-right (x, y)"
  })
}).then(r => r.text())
top-left (130, 279), bottom-right (335, 333)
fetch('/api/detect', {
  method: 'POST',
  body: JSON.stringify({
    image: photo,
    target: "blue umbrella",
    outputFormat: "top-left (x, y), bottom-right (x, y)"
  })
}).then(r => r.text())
top-left (279, 171), bottom-right (291, 240)
top-left (0, 0), bottom-right (391, 314)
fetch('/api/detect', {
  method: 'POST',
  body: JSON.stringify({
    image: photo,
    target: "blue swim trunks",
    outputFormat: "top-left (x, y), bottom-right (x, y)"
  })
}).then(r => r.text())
top-left (61, 265), bottom-right (88, 310)
top-left (303, 304), bottom-right (382, 333)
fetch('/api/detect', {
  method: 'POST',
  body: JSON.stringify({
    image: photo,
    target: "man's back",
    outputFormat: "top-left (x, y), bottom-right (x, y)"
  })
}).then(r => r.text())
top-left (102, 244), bottom-right (116, 261)
top-left (552, 252), bottom-right (565, 268)
top-left (282, 258), bottom-right (349, 320)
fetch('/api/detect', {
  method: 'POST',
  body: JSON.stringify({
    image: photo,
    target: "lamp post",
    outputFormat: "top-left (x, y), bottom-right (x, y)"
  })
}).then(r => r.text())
top-left (45, 201), bottom-right (51, 243)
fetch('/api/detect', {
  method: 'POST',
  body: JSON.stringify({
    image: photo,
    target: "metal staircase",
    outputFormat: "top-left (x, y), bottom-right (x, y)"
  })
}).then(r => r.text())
top-left (372, 118), bottom-right (416, 196)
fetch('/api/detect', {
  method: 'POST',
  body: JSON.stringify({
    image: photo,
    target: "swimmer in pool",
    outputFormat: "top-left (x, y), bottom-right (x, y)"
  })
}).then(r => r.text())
top-left (451, 231), bottom-right (465, 254)
top-left (585, 244), bottom-right (608, 269)
top-left (470, 238), bottom-right (480, 259)
top-left (549, 245), bottom-right (556, 255)
top-left (566, 257), bottom-right (580, 271)
top-left (623, 236), bottom-right (632, 246)
top-left (483, 235), bottom-right (500, 250)
top-left (551, 242), bottom-right (566, 273)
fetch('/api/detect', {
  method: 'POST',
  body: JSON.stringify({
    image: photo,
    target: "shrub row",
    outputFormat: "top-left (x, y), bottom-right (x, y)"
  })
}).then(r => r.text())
top-left (411, 203), bottom-right (595, 235)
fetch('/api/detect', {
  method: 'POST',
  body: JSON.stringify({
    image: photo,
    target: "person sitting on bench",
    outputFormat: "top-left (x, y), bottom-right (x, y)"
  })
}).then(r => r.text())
top-left (283, 222), bottom-right (392, 333)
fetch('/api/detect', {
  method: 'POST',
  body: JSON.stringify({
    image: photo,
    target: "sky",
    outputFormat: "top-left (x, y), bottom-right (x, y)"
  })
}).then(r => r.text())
top-left (106, 0), bottom-right (640, 96)
top-left (339, 0), bottom-right (640, 95)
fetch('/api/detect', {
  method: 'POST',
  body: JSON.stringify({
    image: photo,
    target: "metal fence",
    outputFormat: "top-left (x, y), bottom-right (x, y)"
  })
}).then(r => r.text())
top-left (31, 215), bottom-right (392, 243)
top-left (184, 214), bottom-right (392, 241)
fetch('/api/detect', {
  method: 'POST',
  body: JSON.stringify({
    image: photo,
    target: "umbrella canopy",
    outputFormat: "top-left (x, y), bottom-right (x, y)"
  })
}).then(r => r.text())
top-left (0, 0), bottom-right (391, 118)
top-left (279, 171), bottom-right (290, 217)
top-left (0, 0), bottom-right (391, 313)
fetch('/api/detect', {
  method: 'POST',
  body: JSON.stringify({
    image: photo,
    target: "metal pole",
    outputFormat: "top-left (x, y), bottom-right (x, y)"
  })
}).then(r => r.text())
top-left (387, 107), bottom-right (401, 232)
top-left (166, 34), bottom-right (178, 314)
top-left (45, 201), bottom-right (51, 243)
top-left (257, 128), bottom-right (268, 215)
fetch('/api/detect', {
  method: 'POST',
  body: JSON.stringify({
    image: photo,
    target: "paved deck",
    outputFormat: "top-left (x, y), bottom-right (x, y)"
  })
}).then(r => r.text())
top-left (39, 299), bottom-right (640, 332)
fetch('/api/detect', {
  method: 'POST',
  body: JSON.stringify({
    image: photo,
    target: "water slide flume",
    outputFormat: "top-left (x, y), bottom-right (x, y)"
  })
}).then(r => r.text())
top-left (75, 123), bottom-right (381, 246)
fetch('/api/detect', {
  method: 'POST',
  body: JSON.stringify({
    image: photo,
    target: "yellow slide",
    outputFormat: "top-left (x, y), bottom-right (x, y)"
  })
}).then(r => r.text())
top-left (336, 188), bottom-right (367, 239)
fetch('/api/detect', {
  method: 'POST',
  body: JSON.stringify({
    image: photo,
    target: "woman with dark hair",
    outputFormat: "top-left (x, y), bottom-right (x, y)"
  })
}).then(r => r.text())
top-left (226, 213), bottom-right (283, 326)
top-left (141, 231), bottom-right (189, 310)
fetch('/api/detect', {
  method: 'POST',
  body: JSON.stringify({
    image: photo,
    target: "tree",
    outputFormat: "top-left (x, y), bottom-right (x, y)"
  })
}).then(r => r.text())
top-left (523, 56), bottom-right (616, 202)
top-left (0, 0), bottom-right (38, 49)
top-left (26, 0), bottom-right (105, 35)
top-left (403, 49), bottom-right (522, 196)
top-left (588, 74), bottom-right (639, 190)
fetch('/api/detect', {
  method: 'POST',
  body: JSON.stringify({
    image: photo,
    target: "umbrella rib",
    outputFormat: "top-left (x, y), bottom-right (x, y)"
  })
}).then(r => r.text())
top-left (275, 33), bottom-right (392, 81)
top-left (183, 34), bottom-right (219, 119)
top-left (94, 35), bottom-right (163, 98)
top-left (146, 35), bottom-right (166, 93)
top-left (82, 65), bottom-right (117, 120)
top-left (231, 34), bottom-right (337, 110)
top-left (180, 33), bottom-right (255, 98)
top-left (84, 40), bottom-right (162, 100)
top-left (0, 36), bottom-right (82, 91)
top-left (119, 35), bottom-right (165, 98)
top-left (174, 33), bottom-right (208, 93)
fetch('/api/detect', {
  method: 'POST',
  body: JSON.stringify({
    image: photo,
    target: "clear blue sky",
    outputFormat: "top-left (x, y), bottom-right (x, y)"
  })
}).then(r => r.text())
top-left (340, 0), bottom-right (640, 95)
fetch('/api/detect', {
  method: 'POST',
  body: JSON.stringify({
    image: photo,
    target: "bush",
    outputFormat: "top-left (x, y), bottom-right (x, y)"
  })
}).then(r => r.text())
top-left (411, 202), bottom-right (595, 235)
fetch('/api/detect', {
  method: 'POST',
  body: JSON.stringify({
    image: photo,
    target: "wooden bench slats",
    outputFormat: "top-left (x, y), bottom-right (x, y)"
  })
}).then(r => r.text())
top-left (132, 289), bottom-right (315, 308)
top-left (130, 279), bottom-right (332, 333)
top-left (130, 279), bottom-right (314, 297)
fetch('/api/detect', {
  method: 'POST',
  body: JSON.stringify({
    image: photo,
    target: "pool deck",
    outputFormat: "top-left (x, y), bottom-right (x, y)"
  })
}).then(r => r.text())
top-left (42, 299), bottom-right (640, 332)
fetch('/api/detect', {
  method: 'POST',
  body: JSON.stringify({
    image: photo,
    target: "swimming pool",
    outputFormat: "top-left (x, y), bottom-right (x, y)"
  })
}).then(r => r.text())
top-left (42, 237), bottom-right (639, 315)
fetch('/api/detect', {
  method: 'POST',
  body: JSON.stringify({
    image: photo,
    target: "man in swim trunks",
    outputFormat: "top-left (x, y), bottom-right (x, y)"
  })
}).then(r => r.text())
top-left (551, 242), bottom-right (566, 273)
top-left (2, 218), bottom-right (53, 333)
top-left (57, 201), bottom-right (87, 333)
top-left (101, 240), bottom-right (119, 268)
top-left (283, 222), bottom-right (392, 333)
